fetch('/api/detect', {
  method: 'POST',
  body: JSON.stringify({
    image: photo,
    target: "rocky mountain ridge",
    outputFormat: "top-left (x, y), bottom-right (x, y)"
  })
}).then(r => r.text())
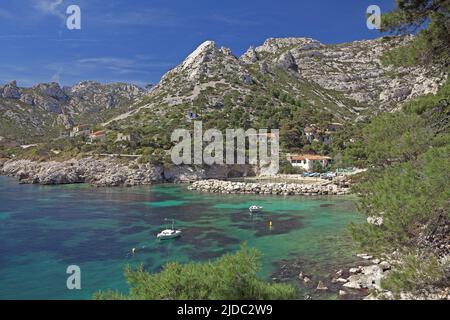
top-left (2, 35), bottom-right (447, 145)
top-left (0, 80), bottom-right (145, 143)
top-left (106, 35), bottom-right (446, 132)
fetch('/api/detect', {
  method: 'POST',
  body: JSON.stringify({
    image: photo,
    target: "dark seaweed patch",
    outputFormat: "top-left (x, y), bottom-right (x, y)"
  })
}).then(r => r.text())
top-left (230, 212), bottom-right (304, 237)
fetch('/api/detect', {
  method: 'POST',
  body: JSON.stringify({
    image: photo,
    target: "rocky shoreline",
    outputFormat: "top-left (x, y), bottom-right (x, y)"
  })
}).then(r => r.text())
top-left (0, 158), bottom-right (254, 186)
top-left (0, 157), bottom-right (161, 186)
top-left (188, 178), bottom-right (351, 196)
top-left (0, 158), bottom-right (352, 194)
top-left (273, 252), bottom-right (449, 300)
top-left (341, 253), bottom-right (449, 300)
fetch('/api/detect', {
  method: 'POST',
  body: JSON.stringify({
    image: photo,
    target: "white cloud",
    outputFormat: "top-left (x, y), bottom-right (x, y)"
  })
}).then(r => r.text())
top-left (33, 0), bottom-right (65, 21)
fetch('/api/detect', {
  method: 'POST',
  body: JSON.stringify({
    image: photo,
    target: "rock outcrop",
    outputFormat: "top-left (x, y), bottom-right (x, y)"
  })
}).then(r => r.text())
top-left (0, 158), bottom-right (162, 186)
top-left (0, 159), bottom-right (256, 187)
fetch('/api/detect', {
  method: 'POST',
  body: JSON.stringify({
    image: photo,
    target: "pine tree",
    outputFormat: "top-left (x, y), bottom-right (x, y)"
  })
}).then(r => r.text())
top-left (381, 0), bottom-right (450, 65)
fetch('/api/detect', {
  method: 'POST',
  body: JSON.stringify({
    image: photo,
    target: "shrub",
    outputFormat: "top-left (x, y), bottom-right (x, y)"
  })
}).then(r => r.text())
top-left (381, 254), bottom-right (447, 297)
top-left (93, 245), bottom-right (297, 300)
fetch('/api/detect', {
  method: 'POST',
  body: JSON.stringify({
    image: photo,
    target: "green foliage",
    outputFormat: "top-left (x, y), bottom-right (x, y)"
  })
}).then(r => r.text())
top-left (93, 245), bottom-right (297, 300)
top-left (381, 254), bottom-right (447, 297)
top-left (346, 70), bottom-right (449, 296)
top-left (380, 35), bottom-right (430, 67)
top-left (278, 159), bottom-right (302, 174)
top-left (403, 78), bottom-right (450, 116)
top-left (350, 144), bottom-right (450, 253)
top-left (362, 112), bottom-right (432, 166)
top-left (380, 0), bottom-right (450, 66)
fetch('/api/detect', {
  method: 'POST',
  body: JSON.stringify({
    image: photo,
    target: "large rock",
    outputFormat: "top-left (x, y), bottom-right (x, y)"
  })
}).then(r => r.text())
top-left (1, 81), bottom-right (21, 99)
top-left (276, 51), bottom-right (298, 72)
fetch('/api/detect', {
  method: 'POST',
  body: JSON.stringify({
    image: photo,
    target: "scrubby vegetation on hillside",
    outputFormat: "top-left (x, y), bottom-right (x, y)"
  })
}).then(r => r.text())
top-left (342, 80), bottom-right (450, 296)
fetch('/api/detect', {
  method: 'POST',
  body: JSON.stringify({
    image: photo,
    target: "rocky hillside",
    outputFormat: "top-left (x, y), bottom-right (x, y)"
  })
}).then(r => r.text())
top-left (106, 36), bottom-right (446, 135)
top-left (2, 36), bottom-right (447, 147)
top-left (0, 80), bottom-right (145, 143)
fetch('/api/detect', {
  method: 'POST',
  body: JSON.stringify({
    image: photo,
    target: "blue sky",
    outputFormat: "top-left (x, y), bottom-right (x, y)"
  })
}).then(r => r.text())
top-left (0, 0), bottom-right (396, 87)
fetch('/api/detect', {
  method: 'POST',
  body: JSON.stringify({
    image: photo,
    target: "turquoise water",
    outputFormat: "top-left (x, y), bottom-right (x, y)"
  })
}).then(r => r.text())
top-left (0, 176), bottom-right (363, 299)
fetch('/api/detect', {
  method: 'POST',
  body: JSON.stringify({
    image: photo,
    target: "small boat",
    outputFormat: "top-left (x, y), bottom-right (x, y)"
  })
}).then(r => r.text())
top-left (249, 205), bottom-right (263, 213)
top-left (157, 219), bottom-right (182, 240)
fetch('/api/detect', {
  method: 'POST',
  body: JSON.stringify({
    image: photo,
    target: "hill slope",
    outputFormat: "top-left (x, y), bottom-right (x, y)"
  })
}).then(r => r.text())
top-left (102, 36), bottom-right (446, 151)
top-left (0, 81), bottom-right (145, 143)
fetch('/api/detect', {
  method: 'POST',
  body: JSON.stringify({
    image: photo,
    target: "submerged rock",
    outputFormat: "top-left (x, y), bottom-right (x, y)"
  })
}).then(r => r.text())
top-left (316, 281), bottom-right (328, 290)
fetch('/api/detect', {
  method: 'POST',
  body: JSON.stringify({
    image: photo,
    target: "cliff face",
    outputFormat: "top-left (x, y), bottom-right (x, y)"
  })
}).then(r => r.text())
top-left (0, 81), bottom-right (145, 143)
top-left (240, 36), bottom-right (444, 109)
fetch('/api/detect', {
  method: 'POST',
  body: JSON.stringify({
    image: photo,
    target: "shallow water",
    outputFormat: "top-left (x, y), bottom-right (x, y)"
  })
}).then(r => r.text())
top-left (0, 176), bottom-right (364, 299)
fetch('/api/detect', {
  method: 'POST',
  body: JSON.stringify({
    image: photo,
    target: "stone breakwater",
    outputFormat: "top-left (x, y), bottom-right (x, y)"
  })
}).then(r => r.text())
top-left (188, 179), bottom-right (351, 196)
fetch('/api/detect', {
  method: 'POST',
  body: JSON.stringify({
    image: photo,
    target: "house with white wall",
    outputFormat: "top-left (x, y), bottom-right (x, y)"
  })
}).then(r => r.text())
top-left (286, 153), bottom-right (332, 171)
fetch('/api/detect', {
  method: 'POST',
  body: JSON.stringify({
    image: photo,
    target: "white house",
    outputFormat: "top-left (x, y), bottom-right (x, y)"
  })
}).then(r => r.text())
top-left (286, 154), bottom-right (332, 172)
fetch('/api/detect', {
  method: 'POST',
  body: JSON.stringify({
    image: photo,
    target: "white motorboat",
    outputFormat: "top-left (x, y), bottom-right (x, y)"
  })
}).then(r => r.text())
top-left (157, 229), bottom-right (182, 240)
top-left (249, 205), bottom-right (263, 213)
top-left (157, 219), bottom-right (182, 240)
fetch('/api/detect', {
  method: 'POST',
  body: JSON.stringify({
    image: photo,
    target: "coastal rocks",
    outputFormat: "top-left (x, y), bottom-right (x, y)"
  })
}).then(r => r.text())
top-left (343, 265), bottom-right (385, 290)
top-left (163, 165), bottom-right (207, 182)
top-left (349, 267), bottom-right (362, 274)
top-left (0, 158), bottom-right (164, 187)
top-left (340, 254), bottom-right (394, 294)
top-left (0, 159), bottom-right (256, 187)
top-left (188, 179), bottom-right (351, 196)
top-left (356, 253), bottom-right (373, 260)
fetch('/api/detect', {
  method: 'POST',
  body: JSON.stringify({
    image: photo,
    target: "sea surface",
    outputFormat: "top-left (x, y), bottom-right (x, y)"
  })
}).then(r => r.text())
top-left (0, 176), bottom-right (364, 299)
